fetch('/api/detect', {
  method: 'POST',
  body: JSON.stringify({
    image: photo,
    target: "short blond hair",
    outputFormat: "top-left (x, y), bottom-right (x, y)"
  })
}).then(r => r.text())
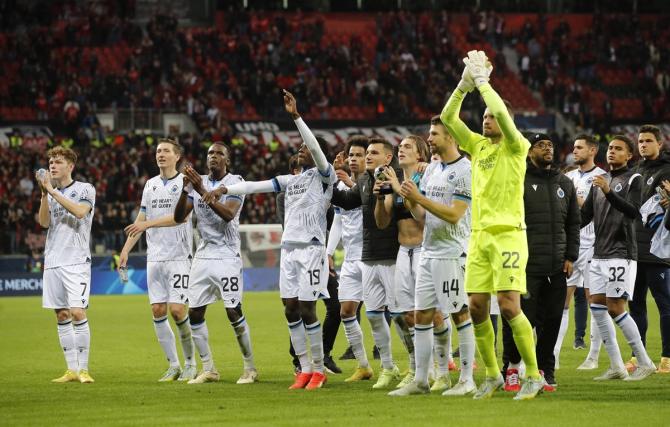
top-left (47, 146), bottom-right (78, 165)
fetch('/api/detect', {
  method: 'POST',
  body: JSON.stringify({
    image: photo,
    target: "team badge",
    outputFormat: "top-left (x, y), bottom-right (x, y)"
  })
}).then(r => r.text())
top-left (614, 183), bottom-right (623, 192)
top-left (447, 171), bottom-right (456, 182)
top-left (654, 194), bottom-right (661, 202)
top-left (171, 184), bottom-right (179, 193)
top-left (557, 188), bottom-right (565, 198)
top-left (586, 177), bottom-right (593, 185)
top-left (70, 191), bottom-right (77, 198)
top-left (647, 177), bottom-right (654, 185)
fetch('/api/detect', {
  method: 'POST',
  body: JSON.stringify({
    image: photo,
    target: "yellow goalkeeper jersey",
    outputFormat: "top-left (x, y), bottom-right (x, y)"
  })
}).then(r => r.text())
top-left (440, 83), bottom-right (530, 231)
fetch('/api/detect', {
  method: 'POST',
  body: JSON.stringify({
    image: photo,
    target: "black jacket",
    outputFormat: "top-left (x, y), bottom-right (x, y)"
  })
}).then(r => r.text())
top-left (330, 170), bottom-right (399, 261)
top-left (581, 167), bottom-right (641, 260)
top-left (634, 152), bottom-right (670, 266)
top-left (524, 162), bottom-right (580, 275)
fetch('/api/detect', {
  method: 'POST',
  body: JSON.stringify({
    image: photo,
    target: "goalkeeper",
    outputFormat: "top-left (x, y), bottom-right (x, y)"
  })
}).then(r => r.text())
top-left (440, 50), bottom-right (543, 400)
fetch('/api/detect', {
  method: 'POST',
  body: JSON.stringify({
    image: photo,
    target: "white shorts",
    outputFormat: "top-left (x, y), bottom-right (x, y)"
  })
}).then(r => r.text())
top-left (339, 259), bottom-right (364, 302)
top-left (393, 246), bottom-right (421, 313)
top-left (147, 260), bottom-right (192, 305)
top-left (415, 257), bottom-right (468, 314)
top-left (42, 263), bottom-right (91, 309)
top-left (567, 247), bottom-right (594, 288)
top-left (589, 258), bottom-right (637, 300)
top-left (490, 294), bottom-right (501, 315)
top-left (361, 260), bottom-right (396, 311)
top-left (187, 257), bottom-right (244, 308)
top-left (279, 245), bottom-right (329, 301)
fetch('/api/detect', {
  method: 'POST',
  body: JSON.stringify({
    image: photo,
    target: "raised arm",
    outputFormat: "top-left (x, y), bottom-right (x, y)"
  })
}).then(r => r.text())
top-left (478, 83), bottom-right (526, 152)
top-left (440, 88), bottom-right (480, 155)
top-left (284, 89), bottom-right (330, 175)
top-left (38, 175), bottom-right (93, 220)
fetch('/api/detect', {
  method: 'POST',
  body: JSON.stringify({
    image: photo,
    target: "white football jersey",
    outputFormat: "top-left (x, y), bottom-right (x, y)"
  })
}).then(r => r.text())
top-left (419, 157), bottom-right (472, 259)
top-left (190, 173), bottom-right (244, 259)
top-left (565, 166), bottom-right (606, 250)
top-left (44, 181), bottom-right (95, 269)
top-left (273, 165), bottom-right (337, 245)
top-left (141, 174), bottom-right (193, 262)
top-left (335, 181), bottom-right (363, 261)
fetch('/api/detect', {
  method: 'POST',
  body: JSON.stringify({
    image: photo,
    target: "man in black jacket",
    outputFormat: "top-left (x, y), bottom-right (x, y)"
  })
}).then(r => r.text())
top-left (502, 133), bottom-right (580, 392)
top-left (630, 124), bottom-right (670, 374)
top-left (331, 137), bottom-right (402, 389)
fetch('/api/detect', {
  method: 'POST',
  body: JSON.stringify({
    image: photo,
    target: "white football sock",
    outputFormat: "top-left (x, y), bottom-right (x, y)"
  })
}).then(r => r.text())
top-left (342, 316), bottom-right (369, 368)
top-left (153, 315), bottom-right (179, 368)
top-left (288, 319), bottom-right (311, 373)
top-left (587, 313), bottom-right (602, 360)
top-left (175, 316), bottom-right (195, 367)
top-left (231, 316), bottom-right (255, 370)
top-left (393, 315), bottom-right (415, 371)
top-left (591, 304), bottom-right (624, 371)
top-left (433, 322), bottom-right (450, 375)
top-left (414, 324), bottom-right (433, 387)
top-left (191, 320), bottom-right (214, 371)
top-left (614, 312), bottom-right (654, 367)
top-left (306, 321), bottom-right (324, 373)
top-left (57, 319), bottom-right (78, 371)
top-left (73, 319), bottom-right (90, 372)
top-left (367, 311), bottom-right (394, 370)
top-left (554, 308), bottom-right (569, 358)
top-left (456, 320), bottom-right (475, 382)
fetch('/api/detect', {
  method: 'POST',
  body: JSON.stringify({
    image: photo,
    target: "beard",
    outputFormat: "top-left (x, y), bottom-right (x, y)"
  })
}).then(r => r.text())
top-left (573, 156), bottom-right (587, 165)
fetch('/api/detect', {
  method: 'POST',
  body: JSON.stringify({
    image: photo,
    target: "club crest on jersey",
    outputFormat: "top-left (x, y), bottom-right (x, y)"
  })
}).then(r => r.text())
top-left (171, 184), bottom-right (179, 193)
top-left (447, 171), bottom-right (456, 182)
top-left (647, 177), bottom-right (654, 185)
top-left (654, 194), bottom-right (661, 202)
top-left (614, 183), bottom-right (623, 192)
top-left (557, 188), bottom-right (565, 198)
top-left (70, 191), bottom-right (77, 198)
top-left (153, 186), bottom-right (157, 191)
top-left (586, 177), bottom-right (593, 185)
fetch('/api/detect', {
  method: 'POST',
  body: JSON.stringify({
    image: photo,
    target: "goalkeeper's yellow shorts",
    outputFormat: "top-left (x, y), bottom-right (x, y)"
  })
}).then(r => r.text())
top-left (465, 226), bottom-right (528, 294)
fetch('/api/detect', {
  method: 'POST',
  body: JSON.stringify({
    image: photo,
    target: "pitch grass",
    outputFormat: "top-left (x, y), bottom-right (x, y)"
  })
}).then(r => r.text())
top-left (1, 293), bottom-right (669, 426)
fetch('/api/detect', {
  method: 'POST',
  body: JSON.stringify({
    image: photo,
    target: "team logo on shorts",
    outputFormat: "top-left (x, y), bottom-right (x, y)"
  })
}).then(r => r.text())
top-left (448, 171), bottom-right (457, 182)
top-left (557, 188), bottom-right (565, 198)
top-left (614, 183), bottom-right (623, 192)
top-left (647, 177), bottom-right (654, 185)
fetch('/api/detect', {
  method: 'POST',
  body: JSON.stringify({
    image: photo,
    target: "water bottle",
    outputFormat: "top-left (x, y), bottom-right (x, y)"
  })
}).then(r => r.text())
top-left (119, 266), bottom-right (129, 283)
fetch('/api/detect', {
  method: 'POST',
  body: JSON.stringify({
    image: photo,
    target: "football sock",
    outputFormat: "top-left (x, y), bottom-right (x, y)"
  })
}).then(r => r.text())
top-left (305, 321), bottom-right (324, 373)
top-left (587, 314), bottom-right (602, 360)
top-left (508, 313), bottom-right (540, 380)
top-left (342, 316), bottom-right (369, 368)
top-left (554, 308), bottom-right (569, 356)
top-left (456, 319), bottom-right (475, 382)
top-left (153, 315), bottom-right (180, 368)
top-left (474, 319), bottom-right (499, 378)
top-left (176, 316), bottom-right (195, 367)
top-left (433, 322), bottom-right (450, 375)
top-left (231, 316), bottom-right (255, 370)
top-left (614, 312), bottom-right (653, 367)
top-left (57, 318), bottom-right (78, 371)
top-left (288, 319), bottom-right (311, 373)
top-left (367, 310), bottom-right (394, 370)
top-left (591, 304), bottom-right (624, 370)
top-left (191, 320), bottom-right (214, 371)
top-left (414, 324), bottom-right (433, 387)
top-left (73, 319), bottom-right (90, 372)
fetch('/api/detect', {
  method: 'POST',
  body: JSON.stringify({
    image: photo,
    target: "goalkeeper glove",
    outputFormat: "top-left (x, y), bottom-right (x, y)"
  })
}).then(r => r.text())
top-left (463, 50), bottom-right (493, 87)
top-left (457, 66), bottom-right (475, 93)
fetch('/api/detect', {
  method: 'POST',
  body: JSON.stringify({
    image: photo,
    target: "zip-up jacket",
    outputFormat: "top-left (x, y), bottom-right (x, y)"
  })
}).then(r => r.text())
top-left (331, 170), bottom-right (400, 261)
top-left (524, 161), bottom-right (580, 275)
top-left (581, 167), bottom-right (641, 260)
top-left (634, 152), bottom-right (670, 266)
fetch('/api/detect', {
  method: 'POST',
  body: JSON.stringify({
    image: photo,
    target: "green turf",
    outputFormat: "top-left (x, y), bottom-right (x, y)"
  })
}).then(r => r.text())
top-left (1, 293), bottom-right (669, 426)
